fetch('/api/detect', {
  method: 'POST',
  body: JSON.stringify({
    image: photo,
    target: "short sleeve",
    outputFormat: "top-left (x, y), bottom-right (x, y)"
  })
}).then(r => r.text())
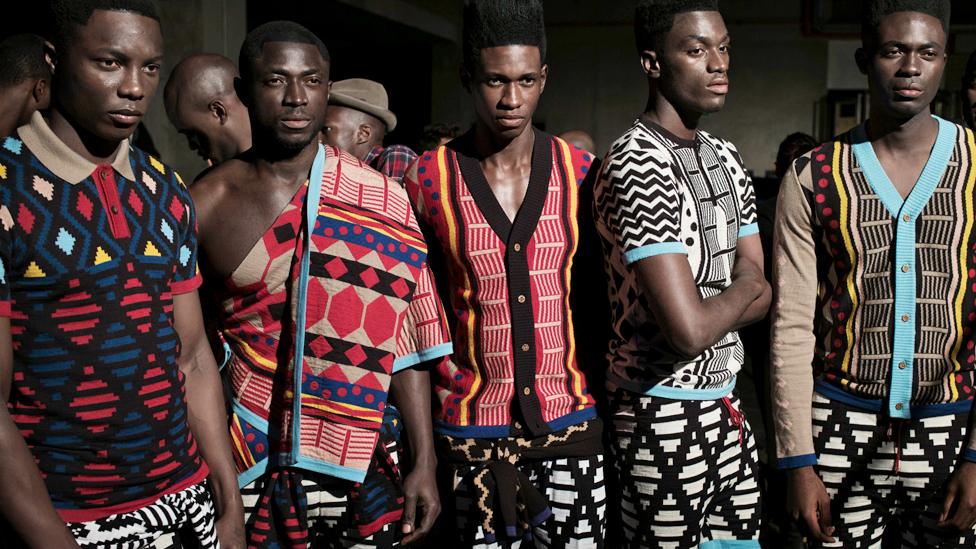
top-left (595, 139), bottom-right (684, 265)
top-left (0, 201), bottom-right (13, 316)
top-left (727, 142), bottom-right (758, 238)
top-left (393, 263), bottom-right (453, 372)
top-left (169, 172), bottom-right (202, 294)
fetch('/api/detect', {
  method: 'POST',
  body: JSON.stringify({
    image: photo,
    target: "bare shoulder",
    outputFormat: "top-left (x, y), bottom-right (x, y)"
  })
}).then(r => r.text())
top-left (190, 159), bottom-right (254, 219)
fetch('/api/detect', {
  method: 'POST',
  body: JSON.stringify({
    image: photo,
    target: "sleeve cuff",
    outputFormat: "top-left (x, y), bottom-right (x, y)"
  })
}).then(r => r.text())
top-left (777, 453), bottom-right (817, 469)
top-left (623, 242), bottom-right (686, 265)
top-left (170, 273), bottom-right (203, 295)
top-left (738, 223), bottom-right (759, 238)
top-left (0, 300), bottom-right (10, 317)
top-left (392, 342), bottom-right (454, 373)
top-left (964, 449), bottom-right (976, 463)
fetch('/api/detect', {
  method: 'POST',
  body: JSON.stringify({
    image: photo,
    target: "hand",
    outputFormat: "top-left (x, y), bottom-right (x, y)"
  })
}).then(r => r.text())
top-left (787, 466), bottom-right (835, 543)
top-left (400, 460), bottom-right (440, 546)
top-left (939, 460), bottom-right (976, 531)
top-left (215, 510), bottom-right (245, 549)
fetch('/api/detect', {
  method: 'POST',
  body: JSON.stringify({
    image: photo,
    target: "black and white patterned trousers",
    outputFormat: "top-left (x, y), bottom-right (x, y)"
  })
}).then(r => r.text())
top-left (240, 474), bottom-right (398, 548)
top-left (608, 391), bottom-right (762, 549)
top-left (451, 454), bottom-right (607, 548)
top-left (67, 481), bottom-right (217, 548)
top-left (811, 392), bottom-right (976, 548)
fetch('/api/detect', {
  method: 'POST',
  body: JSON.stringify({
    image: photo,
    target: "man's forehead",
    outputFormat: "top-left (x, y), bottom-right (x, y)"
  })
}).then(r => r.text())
top-left (257, 41), bottom-right (325, 64)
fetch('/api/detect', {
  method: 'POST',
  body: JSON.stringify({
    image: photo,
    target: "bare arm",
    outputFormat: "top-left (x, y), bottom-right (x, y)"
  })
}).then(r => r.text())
top-left (633, 250), bottom-right (766, 359)
top-left (0, 317), bottom-right (78, 548)
top-left (732, 234), bottom-right (772, 330)
top-left (390, 366), bottom-right (440, 545)
top-left (173, 291), bottom-right (244, 549)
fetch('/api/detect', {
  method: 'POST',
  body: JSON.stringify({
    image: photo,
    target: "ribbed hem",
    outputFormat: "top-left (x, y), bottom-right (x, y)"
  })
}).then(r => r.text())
top-left (776, 453), bottom-right (817, 470)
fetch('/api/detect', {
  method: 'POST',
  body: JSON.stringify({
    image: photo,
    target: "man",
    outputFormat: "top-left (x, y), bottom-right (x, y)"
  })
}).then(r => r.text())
top-left (191, 21), bottom-right (450, 548)
top-left (0, 1), bottom-right (244, 547)
top-left (963, 49), bottom-right (976, 131)
top-left (323, 78), bottom-right (417, 181)
top-left (164, 53), bottom-right (251, 168)
top-left (593, 1), bottom-right (769, 546)
top-left (558, 130), bottom-right (596, 155)
top-left (419, 122), bottom-right (461, 152)
top-left (0, 34), bottom-right (51, 137)
top-left (771, 1), bottom-right (976, 546)
top-left (405, 1), bottom-right (606, 547)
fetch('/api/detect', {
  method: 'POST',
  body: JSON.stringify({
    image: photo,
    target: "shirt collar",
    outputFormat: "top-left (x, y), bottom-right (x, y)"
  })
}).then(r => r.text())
top-left (17, 111), bottom-right (135, 184)
top-left (363, 145), bottom-right (384, 165)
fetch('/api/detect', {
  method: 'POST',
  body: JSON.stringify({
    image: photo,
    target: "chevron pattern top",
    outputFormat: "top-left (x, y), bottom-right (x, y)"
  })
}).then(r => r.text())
top-left (0, 113), bottom-right (208, 522)
top-left (593, 118), bottom-right (758, 399)
top-left (216, 146), bottom-right (453, 485)
top-left (770, 118), bottom-right (976, 469)
top-left (405, 130), bottom-right (597, 439)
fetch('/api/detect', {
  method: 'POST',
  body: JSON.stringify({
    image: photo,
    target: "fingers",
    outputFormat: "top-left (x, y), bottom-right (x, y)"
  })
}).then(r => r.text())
top-left (401, 493), bottom-right (417, 538)
top-left (416, 492), bottom-right (441, 537)
top-left (817, 493), bottom-right (836, 543)
top-left (938, 484), bottom-right (957, 525)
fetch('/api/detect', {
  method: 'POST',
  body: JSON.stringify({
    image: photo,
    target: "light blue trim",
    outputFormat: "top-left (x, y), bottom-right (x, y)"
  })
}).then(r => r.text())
top-left (608, 375), bottom-right (736, 400)
top-left (237, 458), bottom-right (268, 489)
top-left (392, 342), bottom-right (454, 373)
top-left (815, 381), bottom-right (972, 417)
top-left (851, 116), bottom-right (956, 419)
top-left (233, 400), bottom-right (269, 432)
top-left (290, 455), bottom-right (368, 483)
top-left (218, 340), bottom-right (232, 371)
top-left (699, 540), bottom-right (761, 548)
top-left (738, 223), bottom-right (759, 238)
top-left (623, 241), bottom-right (686, 264)
top-left (777, 454), bottom-right (817, 470)
top-left (290, 144), bottom-right (327, 465)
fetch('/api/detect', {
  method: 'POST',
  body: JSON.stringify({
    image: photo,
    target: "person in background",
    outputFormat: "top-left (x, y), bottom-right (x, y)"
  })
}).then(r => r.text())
top-left (559, 129), bottom-right (596, 155)
top-left (962, 49), bottom-right (976, 131)
top-left (322, 77), bottom-right (417, 182)
top-left (419, 121), bottom-right (461, 152)
top-left (164, 53), bottom-right (251, 169)
top-left (0, 34), bottom-right (51, 137)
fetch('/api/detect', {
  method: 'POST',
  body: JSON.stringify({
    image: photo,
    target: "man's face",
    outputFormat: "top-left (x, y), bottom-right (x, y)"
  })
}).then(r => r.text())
top-left (964, 72), bottom-right (976, 130)
top-left (322, 105), bottom-right (362, 153)
top-left (171, 103), bottom-right (221, 163)
top-left (245, 42), bottom-right (329, 152)
top-left (54, 10), bottom-right (163, 143)
top-left (655, 11), bottom-right (730, 116)
top-left (862, 12), bottom-right (947, 121)
top-left (469, 45), bottom-right (546, 142)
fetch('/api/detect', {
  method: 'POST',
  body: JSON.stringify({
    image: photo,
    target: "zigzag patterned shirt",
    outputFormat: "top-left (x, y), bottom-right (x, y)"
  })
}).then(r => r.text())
top-left (594, 118), bottom-right (758, 399)
top-left (0, 112), bottom-right (207, 522)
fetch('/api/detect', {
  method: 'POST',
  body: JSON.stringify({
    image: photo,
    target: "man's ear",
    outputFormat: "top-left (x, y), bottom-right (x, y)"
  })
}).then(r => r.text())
top-left (855, 47), bottom-right (869, 76)
top-left (210, 99), bottom-right (228, 125)
top-left (641, 50), bottom-right (661, 78)
top-left (356, 123), bottom-right (372, 145)
top-left (539, 64), bottom-right (548, 94)
top-left (32, 79), bottom-right (48, 104)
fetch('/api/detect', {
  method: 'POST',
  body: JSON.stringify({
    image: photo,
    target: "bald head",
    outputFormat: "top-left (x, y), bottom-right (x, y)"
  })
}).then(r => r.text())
top-left (559, 130), bottom-right (596, 155)
top-left (164, 53), bottom-right (251, 165)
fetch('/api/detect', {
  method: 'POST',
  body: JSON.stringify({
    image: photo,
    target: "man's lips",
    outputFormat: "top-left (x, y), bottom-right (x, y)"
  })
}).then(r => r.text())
top-left (281, 118), bottom-right (312, 129)
top-left (108, 110), bottom-right (142, 125)
top-left (893, 87), bottom-right (924, 99)
top-left (707, 80), bottom-right (729, 94)
top-left (496, 116), bottom-right (524, 129)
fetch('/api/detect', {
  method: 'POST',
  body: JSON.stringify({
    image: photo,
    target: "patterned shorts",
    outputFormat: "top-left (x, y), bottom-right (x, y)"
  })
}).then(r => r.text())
top-left (811, 393), bottom-right (976, 548)
top-left (449, 454), bottom-right (607, 549)
top-left (608, 392), bottom-right (762, 549)
top-left (240, 474), bottom-right (398, 549)
top-left (68, 481), bottom-right (217, 548)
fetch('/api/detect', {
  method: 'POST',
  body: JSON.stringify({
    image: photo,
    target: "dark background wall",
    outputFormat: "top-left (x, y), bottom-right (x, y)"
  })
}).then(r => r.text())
top-left (5, 0), bottom-right (976, 183)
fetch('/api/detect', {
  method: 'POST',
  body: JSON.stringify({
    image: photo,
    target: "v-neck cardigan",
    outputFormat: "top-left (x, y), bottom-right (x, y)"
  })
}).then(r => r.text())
top-left (405, 130), bottom-right (597, 438)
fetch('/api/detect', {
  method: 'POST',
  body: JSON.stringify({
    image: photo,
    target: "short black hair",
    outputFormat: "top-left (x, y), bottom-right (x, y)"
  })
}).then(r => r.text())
top-left (861, 0), bottom-right (950, 45)
top-left (419, 122), bottom-right (462, 152)
top-left (239, 21), bottom-right (330, 81)
top-left (50, 0), bottom-right (161, 56)
top-left (634, 0), bottom-right (720, 53)
top-left (462, 0), bottom-right (546, 73)
top-left (776, 132), bottom-right (818, 180)
top-left (0, 34), bottom-right (50, 89)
